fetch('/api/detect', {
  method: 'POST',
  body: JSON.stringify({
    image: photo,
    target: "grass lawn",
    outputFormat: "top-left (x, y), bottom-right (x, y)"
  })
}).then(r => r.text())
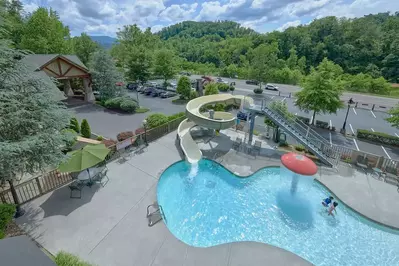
top-left (136, 107), bottom-right (150, 113)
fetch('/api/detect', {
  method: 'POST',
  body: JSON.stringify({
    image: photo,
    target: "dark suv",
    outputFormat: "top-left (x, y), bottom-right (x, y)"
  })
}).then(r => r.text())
top-left (246, 80), bottom-right (259, 85)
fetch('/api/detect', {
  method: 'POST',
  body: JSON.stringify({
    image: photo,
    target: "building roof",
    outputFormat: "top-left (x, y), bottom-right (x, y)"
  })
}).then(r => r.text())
top-left (22, 54), bottom-right (88, 71)
top-left (0, 236), bottom-right (56, 266)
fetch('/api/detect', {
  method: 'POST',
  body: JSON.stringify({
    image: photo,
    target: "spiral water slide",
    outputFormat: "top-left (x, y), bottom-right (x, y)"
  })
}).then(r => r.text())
top-left (178, 94), bottom-right (253, 163)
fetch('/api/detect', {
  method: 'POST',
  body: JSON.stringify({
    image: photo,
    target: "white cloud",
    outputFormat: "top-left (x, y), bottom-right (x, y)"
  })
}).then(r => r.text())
top-left (160, 3), bottom-right (198, 22)
top-left (277, 20), bottom-right (301, 31)
top-left (20, 0), bottom-right (399, 36)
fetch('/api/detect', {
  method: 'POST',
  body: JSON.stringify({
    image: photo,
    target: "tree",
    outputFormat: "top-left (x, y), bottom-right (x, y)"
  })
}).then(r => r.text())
top-left (70, 118), bottom-right (80, 133)
top-left (204, 83), bottom-right (219, 95)
top-left (72, 33), bottom-right (99, 65)
top-left (0, 40), bottom-right (74, 216)
top-left (20, 7), bottom-right (72, 54)
top-left (153, 49), bottom-right (176, 88)
top-left (176, 76), bottom-right (191, 99)
top-left (249, 43), bottom-right (279, 88)
top-left (90, 49), bottom-right (123, 100)
top-left (0, 0), bottom-right (24, 46)
top-left (125, 47), bottom-right (152, 85)
top-left (386, 105), bottom-right (399, 128)
top-left (80, 119), bottom-right (91, 138)
top-left (295, 58), bottom-right (344, 125)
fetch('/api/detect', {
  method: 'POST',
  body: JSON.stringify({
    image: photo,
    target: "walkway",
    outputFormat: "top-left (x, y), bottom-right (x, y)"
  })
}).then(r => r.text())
top-left (16, 132), bottom-right (310, 266)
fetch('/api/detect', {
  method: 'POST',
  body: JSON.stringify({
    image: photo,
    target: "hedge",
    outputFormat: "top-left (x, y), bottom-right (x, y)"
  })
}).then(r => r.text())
top-left (357, 129), bottom-right (399, 146)
top-left (104, 97), bottom-right (138, 113)
top-left (0, 204), bottom-right (16, 239)
top-left (120, 99), bottom-right (138, 113)
top-left (146, 113), bottom-right (169, 129)
top-left (167, 112), bottom-right (185, 121)
top-left (217, 83), bottom-right (230, 92)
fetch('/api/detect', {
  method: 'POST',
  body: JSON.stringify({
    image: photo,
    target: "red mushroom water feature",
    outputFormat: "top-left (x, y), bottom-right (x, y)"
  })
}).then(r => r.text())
top-left (281, 152), bottom-right (318, 194)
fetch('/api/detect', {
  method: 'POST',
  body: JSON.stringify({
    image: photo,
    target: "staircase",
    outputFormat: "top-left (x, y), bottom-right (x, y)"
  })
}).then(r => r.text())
top-left (258, 99), bottom-right (335, 167)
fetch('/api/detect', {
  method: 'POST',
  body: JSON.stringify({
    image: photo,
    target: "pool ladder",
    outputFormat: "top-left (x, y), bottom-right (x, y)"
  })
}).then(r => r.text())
top-left (146, 202), bottom-right (166, 227)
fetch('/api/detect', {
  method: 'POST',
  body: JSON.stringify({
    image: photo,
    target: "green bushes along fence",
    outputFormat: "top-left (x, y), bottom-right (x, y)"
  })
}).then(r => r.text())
top-left (0, 204), bottom-right (15, 239)
top-left (357, 129), bottom-right (399, 147)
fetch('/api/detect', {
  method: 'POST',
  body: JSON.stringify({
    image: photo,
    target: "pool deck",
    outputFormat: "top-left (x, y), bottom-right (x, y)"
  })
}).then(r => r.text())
top-left (15, 130), bottom-right (399, 266)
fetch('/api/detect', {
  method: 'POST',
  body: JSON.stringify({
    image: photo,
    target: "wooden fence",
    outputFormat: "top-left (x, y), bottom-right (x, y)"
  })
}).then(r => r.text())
top-left (0, 116), bottom-right (186, 205)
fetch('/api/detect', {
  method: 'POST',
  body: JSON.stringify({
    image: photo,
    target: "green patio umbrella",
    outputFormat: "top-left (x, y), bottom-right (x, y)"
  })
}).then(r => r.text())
top-left (58, 144), bottom-right (110, 173)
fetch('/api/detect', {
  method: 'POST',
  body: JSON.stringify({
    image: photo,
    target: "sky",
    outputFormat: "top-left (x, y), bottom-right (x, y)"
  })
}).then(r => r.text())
top-left (21, 0), bottom-right (399, 37)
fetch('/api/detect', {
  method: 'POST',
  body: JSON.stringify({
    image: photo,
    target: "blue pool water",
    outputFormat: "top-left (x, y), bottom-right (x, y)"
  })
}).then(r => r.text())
top-left (157, 159), bottom-right (399, 266)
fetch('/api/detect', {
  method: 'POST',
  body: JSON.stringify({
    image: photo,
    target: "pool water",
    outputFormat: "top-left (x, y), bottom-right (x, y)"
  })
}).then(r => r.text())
top-left (157, 159), bottom-right (399, 266)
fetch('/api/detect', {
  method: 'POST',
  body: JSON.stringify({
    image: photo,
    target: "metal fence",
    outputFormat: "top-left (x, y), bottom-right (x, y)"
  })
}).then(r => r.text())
top-left (0, 171), bottom-right (72, 204)
top-left (0, 116), bottom-right (187, 206)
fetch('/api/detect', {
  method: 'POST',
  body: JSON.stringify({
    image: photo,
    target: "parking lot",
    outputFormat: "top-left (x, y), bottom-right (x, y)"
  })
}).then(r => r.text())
top-left (72, 77), bottom-right (399, 160)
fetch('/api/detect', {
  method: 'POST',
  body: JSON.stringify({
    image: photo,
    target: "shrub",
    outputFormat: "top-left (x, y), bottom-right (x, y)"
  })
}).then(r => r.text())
top-left (96, 135), bottom-right (104, 141)
top-left (176, 76), bottom-right (192, 99)
top-left (69, 118), bottom-right (80, 133)
top-left (357, 129), bottom-right (399, 146)
top-left (254, 88), bottom-right (263, 94)
top-left (214, 103), bottom-right (226, 111)
top-left (117, 131), bottom-right (134, 142)
top-left (168, 112), bottom-right (186, 121)
top-left (229, 85), bottom-right (235, 91)
top-left (189, 90), bottom-right (198, 100)
top-left (104, 97), bottom-right (125, 109)
top-left (102, 139), bottom-right (117, 148)
top-left (61, 128), bottom-right (78, 148)
top-left (0, 204), bottom-right (16, 239)
top-left (80, 119), bottom-right (91, 138)
top-left (120, 99), bottom-right (138, 113)
top-left (204, 83), bottom-right (219, 95)
top-left (133, 128), bottom-right (144, 136)
top-left (146, 113), bottom-right (169, 129)
top-left (294, 144), bottom-right (305, 152)
top-left (55, 251), bottom-right (93, 266)
top-left (217, 83), bottom-right (230, 92)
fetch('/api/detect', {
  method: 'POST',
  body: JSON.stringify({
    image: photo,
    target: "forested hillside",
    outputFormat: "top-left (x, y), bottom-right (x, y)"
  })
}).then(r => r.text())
top-left (159, 15), bottom-right (399, 83)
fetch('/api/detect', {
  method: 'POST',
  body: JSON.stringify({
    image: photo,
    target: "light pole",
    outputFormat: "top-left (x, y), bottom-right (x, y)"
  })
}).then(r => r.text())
top-left (341, 99), bottom-right (354, 134)
top-left (143, 119), bottom-right (148, 146)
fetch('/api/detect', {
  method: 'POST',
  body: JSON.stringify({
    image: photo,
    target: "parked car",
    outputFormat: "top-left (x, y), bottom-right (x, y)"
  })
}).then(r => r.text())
top-left (144, 87), bottom-right (154, 95)
top-left (246, 80), bottom-right (259, 85)
top-left (180, 71), bottom-right (191, 76)
top-left (126, 83), bottom-right (138, 90)
top-left (137, 86), bottom-right (146, 93)
top-left (264, 84), bottom-right (279, 91)
top-left (216, 77), bottom-right (228, 84)
top-left (152, 90), bottom-right (162, 97)
top-left (160, 91), bottom-right (177, 98)
top-left (148, 81), bottom-right (157, 87)
top-left (237, 111), bottom-right (253, 121)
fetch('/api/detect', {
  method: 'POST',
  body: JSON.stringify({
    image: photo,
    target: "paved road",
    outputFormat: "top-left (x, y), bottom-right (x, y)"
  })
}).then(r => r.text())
top-left (189, 74), bottom-right (399, 108)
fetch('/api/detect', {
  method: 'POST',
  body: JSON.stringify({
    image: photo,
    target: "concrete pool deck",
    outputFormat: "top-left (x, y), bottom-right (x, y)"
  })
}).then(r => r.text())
top-left (16, 130), bottom-right (398, 266)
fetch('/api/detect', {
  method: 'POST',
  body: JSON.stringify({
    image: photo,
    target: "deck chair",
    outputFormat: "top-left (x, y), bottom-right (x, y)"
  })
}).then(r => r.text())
top-left (355, 155), bottom-right (369, 172)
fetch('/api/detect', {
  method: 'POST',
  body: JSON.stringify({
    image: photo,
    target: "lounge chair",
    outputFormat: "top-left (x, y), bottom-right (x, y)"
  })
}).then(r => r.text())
top-left (253, 140), bottom-right (262, 155)
top-left (233, 137), bottom-right (242, 150)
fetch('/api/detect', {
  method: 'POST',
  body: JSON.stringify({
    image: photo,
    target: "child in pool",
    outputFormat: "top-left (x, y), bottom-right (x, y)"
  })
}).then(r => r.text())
top-left (328, 202), bottom-right (338, 216)
top-left (322, 196), bottom-right (334, 207)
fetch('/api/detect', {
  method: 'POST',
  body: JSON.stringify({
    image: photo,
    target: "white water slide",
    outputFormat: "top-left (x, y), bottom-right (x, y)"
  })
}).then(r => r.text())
top-left (178, 94), bottom-right (253, 163)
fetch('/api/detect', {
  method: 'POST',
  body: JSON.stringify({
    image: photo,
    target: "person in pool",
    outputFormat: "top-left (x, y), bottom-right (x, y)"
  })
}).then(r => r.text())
top-left (328, 202), bottom-right (338, 216)
top-left (322, 196), bottom-right (334, 207)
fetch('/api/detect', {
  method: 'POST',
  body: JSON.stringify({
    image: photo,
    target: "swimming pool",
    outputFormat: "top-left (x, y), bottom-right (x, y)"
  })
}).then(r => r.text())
top-left (157, 159), bottom-right (399, 266)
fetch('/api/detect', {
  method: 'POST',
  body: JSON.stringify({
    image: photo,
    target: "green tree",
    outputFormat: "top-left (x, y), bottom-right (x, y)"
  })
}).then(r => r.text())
top-left (0, 40), bottom-right (73, 216)
top-left (249, 43), bottom-right (279, 87)
top-left (176, 76), bottom-right (191, 99)
top-left (126, 47), bottom-right (152, 85)
top-left (286, 47), bottom-right (298, 69)
top-left (154, 49), bottom-right (176, 88)
top-left (70, 118), bottom-right (80, 133)
top-left (295, 58), bottom-right (344, 125)
top-left (0, 0), bottom-right (24, 46)
top-left (20, 7), bottom-right (72, 54)
top-left (90, 49), bottom-right (123, 100)
top-left (204, 83), bottom-right (219, 95)
top-left (387, 104), bottom-right (399, 128)
top-left (80, 119), bottom-right (91, 138)
top-left (72, 33), bottom-right (99, 65)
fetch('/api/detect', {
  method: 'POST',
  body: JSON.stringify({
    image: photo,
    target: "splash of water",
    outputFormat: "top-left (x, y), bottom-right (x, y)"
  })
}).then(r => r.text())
top-left (188, 162), bottom-right (199, 181)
